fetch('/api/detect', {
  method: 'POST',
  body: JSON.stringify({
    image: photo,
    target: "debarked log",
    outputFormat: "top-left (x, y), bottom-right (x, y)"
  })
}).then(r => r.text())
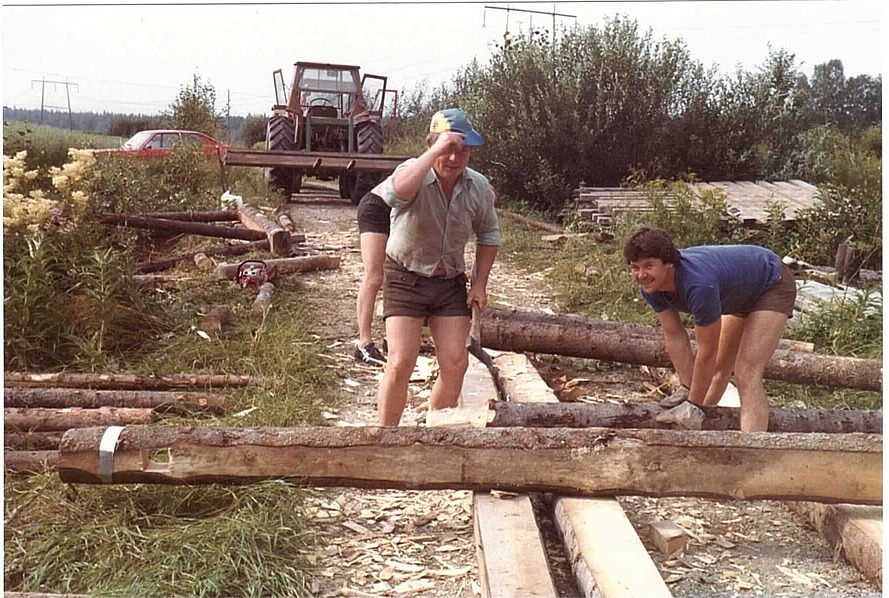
top-left (4, 372), bottom-right (260, 390)
top-left (57, 426), bottom-right (882, 504)
top-left (4, 387), bottom-right (227, 415)
top-left (97, 213), bottom-right (267, 241)
top-left (489, 401), bottom-right (883, 434)
top-left (237, 203), bottom-right (291, 255)
top-left (215, 254), bottom-right (341, 279)
top-left (481, 309), bottom-right (881, 391)
top-left (5, 407), bottom-right (157, 432)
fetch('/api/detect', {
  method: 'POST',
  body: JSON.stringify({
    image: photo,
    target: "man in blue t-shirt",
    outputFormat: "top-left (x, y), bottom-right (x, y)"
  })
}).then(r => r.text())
top-left (623, 227), bottom-right (797, 431)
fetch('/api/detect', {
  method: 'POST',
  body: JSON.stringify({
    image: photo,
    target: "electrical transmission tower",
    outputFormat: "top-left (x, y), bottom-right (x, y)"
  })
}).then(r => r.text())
top-left (483, 4), bottom-right (577, 58)
top-left (32, 77), bottom-right (79, 128)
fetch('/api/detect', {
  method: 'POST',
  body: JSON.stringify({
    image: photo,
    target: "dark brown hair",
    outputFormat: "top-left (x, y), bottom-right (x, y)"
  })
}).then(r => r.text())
top-left (622, 227), bottom-right (681, 265)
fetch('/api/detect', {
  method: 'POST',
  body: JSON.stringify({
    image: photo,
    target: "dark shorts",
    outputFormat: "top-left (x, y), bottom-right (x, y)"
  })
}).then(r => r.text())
top-left (382, 259), bottom-right (470, 319)
top-left (736, 263), bottom-right (797, 318)
top-left (357, 192), bottom-right (391, 235)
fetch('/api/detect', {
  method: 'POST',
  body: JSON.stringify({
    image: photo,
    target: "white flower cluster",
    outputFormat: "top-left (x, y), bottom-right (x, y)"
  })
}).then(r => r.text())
top-left (3, 148), bottom-right (98, 236)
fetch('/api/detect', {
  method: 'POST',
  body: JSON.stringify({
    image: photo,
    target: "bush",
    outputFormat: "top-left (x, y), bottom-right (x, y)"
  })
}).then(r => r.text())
top-left (239, 114), bottom-right (268, 147)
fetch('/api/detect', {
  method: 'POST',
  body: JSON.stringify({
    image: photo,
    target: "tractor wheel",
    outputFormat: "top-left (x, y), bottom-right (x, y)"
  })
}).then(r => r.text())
top-left (265, 114), bottom-right (302, 200)
top-left (350, 121), bottom-right (385, 205)
top-left (338, 173), bottom-right (356, 200)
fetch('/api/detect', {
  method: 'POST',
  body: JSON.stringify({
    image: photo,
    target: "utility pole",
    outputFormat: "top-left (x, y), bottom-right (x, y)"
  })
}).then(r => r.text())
top-left (32, 77), bottom-right (79, 128)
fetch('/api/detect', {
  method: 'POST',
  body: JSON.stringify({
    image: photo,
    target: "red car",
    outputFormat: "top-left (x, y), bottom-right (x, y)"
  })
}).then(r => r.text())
top-left (95, 129), bottom-right (226, 159)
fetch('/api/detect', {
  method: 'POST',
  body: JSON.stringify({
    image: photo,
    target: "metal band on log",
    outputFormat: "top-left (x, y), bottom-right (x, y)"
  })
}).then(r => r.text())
top-left (57, 426), bottom-right (882, 504)
top-left (480, 309), bottom-right (882, 391)
top-left (489, 402), bottom-right (883, 434)
top-left (3, 372), bottom-right (259, 390)
top-left (4, 388), bottom-right (227, 415)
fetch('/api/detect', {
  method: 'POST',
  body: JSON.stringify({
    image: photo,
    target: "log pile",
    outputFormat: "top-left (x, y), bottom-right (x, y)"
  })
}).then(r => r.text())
top-left (3, 376), bottom-right (234, 473)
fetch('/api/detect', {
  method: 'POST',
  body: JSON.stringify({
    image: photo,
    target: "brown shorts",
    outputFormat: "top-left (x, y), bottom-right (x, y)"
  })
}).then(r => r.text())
top-left (382, 259), bottom-right (470, 319)
top-left (737, 263), bottom-right (797, 318)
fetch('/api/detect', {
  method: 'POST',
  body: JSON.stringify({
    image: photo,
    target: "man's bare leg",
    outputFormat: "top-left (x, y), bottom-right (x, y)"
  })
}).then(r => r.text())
top-left (733, 311), bottom-right (789, 432)
top-left (427, 314), bottom-right (471, 410)
top-left (377, 315), bottom-right (423, 426)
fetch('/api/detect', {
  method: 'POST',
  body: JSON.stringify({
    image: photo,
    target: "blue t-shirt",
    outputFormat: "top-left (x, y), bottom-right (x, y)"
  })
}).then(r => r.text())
top-left (641, 245), bottom-right (783, 326)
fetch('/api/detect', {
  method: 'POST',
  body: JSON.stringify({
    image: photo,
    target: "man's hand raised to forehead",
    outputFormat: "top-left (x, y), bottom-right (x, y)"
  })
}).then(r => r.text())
top-left (431, 131), bottom-right (466, 156)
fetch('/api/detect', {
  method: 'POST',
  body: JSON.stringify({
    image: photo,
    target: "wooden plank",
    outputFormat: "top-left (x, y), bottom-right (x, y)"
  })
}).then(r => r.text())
top-left (785, 501), bottom-right (882, 588)
top-left (453, 359), bottom-right (557, 597)
top-left (474, 493), bottom-right (557, 597)
top-left (494, 352), bottom-right (671, 598)
top-left (554, 497), bottom-right (673, 597)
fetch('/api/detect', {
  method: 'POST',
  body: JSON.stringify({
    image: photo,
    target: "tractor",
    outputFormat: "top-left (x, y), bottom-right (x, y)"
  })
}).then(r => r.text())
top-left (264, 61), bottom-right (396, 203)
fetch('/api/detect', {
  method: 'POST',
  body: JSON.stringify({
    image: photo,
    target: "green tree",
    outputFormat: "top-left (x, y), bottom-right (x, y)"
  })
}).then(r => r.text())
top-left (239, 114), bottom-right (268, 147)
top-left (163, 73), bottom-right (221, 137)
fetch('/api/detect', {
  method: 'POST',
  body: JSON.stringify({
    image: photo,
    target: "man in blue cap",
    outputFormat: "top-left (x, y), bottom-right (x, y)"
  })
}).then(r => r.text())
top-left (375, 108), bottom-right (500, 426)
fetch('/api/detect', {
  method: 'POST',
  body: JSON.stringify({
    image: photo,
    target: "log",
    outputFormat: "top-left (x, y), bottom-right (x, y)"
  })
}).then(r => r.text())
top-left (277, 211), bottom-right (296, 232)
top-left (253, 282), bottom-right (275, 313)
top-left (497, 209), bottom-right (564, 234)
top-left (785, 501), bottom-right (882, 588)
top-left (96, 213), bottom-right (268, 241)
top-left (215, 254), bottom-right (341, 280)
top-left (449, 355), bottom-right (557, 597)
top-left (4, 372), bottom-right (260, 390)
top-left (138, 209), bottom-right (240, 222)
top-left (481, 309), bottom-right (882, 391)
top-left (5, 407), bottom-right (157, 432)
top-left (5, 431), bottom-right (66, 450)
top-left (489, 402), bottom-right (883, 433)
top-left (57, 426), bottom-right (882, 504)
top-left (5, 450), bottom-right (59, 473)
top-left (493, 352), bottom-right (671, 598)
top-left (238, 203), bottom-right (291, 255)
top-left (136, 234), bottom-right (306, 273)
top-left (4, 387), bottom-right (228, 415)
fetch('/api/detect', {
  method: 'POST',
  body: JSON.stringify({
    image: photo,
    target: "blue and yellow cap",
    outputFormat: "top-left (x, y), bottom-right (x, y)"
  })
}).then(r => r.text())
top-left (429, 108), bottom-right (484, 146)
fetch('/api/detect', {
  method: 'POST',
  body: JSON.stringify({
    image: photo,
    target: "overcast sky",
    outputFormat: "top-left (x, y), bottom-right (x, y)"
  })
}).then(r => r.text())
top-left (2, 0), bottom-right (884, 117)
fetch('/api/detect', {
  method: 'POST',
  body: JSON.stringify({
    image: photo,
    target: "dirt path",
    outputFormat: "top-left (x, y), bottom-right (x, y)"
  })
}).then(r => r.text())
top-left (282, 190), bottom-right (879, 598)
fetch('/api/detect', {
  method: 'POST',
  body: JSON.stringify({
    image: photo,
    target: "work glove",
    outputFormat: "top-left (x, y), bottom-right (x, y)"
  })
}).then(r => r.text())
top-left (659, 384), bottom-right (689, 408)
top-left (655, 401), bottom-right (705, 430)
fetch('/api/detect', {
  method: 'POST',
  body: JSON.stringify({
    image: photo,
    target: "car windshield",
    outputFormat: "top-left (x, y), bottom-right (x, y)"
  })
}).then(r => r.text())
top-left (123, 131), bottom-right (155, 149)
